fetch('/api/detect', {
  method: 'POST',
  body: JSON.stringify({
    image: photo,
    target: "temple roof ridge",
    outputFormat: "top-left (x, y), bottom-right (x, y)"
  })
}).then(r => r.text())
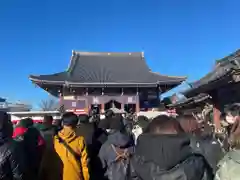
top-left (72, 50), bottom-right (143, 57)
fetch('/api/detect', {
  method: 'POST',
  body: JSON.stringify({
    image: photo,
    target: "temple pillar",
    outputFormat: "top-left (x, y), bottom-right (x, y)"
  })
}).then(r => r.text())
top-left (58, 93), bottom-right (64, 114)
top-left (59, 93), bottom-right (62, 106)
top-left (136, 95), bottom-right (140, 113)
top-left (211, 91), bottom-right (221, 131)
top-left (101, 103), bottom-right (105, 113)
top-left (121, 103), bottom-right (124, 111)
top-left (213, 104), bottom-right (221, 131)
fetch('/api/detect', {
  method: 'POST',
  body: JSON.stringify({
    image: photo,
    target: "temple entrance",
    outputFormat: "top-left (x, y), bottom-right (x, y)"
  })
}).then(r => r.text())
top-left (105, 100), bottom-right (121, 110)
top-left (124, 104), bottom-right (136, 113)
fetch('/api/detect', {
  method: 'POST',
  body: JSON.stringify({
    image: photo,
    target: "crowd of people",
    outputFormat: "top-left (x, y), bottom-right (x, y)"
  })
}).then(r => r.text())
top-left (1, 103), bottom-right (240, 180)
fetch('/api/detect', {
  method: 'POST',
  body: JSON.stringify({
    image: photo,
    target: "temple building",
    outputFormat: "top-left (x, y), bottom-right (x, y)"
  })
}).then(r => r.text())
top-left (29, 51), bottom-right (186, 114)
top-left (182, 49), bottom-right (240, 129)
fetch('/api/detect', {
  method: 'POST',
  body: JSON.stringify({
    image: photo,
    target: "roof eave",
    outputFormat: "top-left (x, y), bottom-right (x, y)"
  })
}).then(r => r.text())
top-left (30, 78), bottom-right (184, 86)
top-left (183, 70), bottom-right (236, 98)
top-left (29, 77), bottom-right (65, 85)
top-left (30, 81), bottom-right (158, 87)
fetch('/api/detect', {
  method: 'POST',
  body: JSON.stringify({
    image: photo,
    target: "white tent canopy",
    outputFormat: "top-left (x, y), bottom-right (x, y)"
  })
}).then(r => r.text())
top-left (10, 115), bottom-right (21, 121)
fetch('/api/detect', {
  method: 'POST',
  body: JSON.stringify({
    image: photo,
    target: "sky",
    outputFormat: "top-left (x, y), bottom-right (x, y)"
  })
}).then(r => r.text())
top-left (0, 0), bottom-right (240, 108)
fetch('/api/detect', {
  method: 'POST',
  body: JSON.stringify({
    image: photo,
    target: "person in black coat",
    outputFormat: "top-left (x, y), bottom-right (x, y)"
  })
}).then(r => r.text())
top-left (35, 115), bottom-right (55, 139)
top-left (0, 111), bottom-right (24, 180)
top-left (76, 114), bottom-right (105, 180)
top-left (76, 114), bottom-right (96, 145)
top-left (130, 115), bottom-right (212, 180)
top-left (177, 114), bottom-right (224, 175)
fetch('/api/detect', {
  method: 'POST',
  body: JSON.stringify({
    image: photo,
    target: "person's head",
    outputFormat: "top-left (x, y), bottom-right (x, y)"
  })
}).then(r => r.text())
top-left (225, 103), bottom-right (240, 124)
top-left (90, 115), bottom-right (100, 124)
top-left (147, 115), bottom-right (183, 135)
top-left (53, 118), bottom-right (62, 127)
top-left (0, 111), bottom-right (13, 138)
top-left (62, 112), bottom-right (78, 128)
top-left (177, 114), bottom-right (201, 135)
top-left (98, 118), bottom-right (110, 130)
top-left (43, 115), bottom-right (53, 125)
top-left (109, 115), bottom-right (125, 132)
top-left (19, 118), bottom-right (34, 128)
top-left (136, 115), bottom-right (149, 132)
top-left (105, 110), bottom-right (114, 118)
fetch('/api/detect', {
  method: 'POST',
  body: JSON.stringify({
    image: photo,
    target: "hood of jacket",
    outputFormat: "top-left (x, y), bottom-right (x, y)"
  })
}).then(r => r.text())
top-left (58, 127), bottom-right (77, 143)
top-left (12, 126), bottom-right (28, 138)
top-left (107, 131), bottom-right (131, 148)
top-left (135, 133), bottom-right (192, 170)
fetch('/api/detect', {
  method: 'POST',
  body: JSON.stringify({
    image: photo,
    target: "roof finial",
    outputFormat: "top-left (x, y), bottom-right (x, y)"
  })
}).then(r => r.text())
top-left (141, 51), bottom-right (144, 58)
top-left (72, 50), bottom-right (75, 56)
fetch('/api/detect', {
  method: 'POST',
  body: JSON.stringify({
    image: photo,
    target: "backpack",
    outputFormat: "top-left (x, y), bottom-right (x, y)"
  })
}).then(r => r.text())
top-left (112, 144), bottom-right (130, 162)
top-left (108, 144), bottom-right (131, 180)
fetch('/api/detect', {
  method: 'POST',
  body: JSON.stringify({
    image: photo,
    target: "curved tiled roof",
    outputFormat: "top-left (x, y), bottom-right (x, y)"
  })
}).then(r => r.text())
top-left (183, 49), bottom-right (240, 97)
top-left (30, 51), bottom-right (186, 87)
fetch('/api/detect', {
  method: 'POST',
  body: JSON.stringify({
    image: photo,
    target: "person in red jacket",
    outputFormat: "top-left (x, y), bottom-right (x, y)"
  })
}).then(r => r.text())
top-left (13, 118), bottom-right (45, 179)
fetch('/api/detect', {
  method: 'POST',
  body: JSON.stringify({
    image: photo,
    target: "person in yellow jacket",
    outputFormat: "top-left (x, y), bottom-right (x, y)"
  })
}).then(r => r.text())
top-left (54, 112), bottom-right (90, 180)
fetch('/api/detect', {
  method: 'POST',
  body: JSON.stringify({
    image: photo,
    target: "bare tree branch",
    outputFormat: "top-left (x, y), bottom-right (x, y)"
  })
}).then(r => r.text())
top-left (39, 98), bottom-right (58, 111)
